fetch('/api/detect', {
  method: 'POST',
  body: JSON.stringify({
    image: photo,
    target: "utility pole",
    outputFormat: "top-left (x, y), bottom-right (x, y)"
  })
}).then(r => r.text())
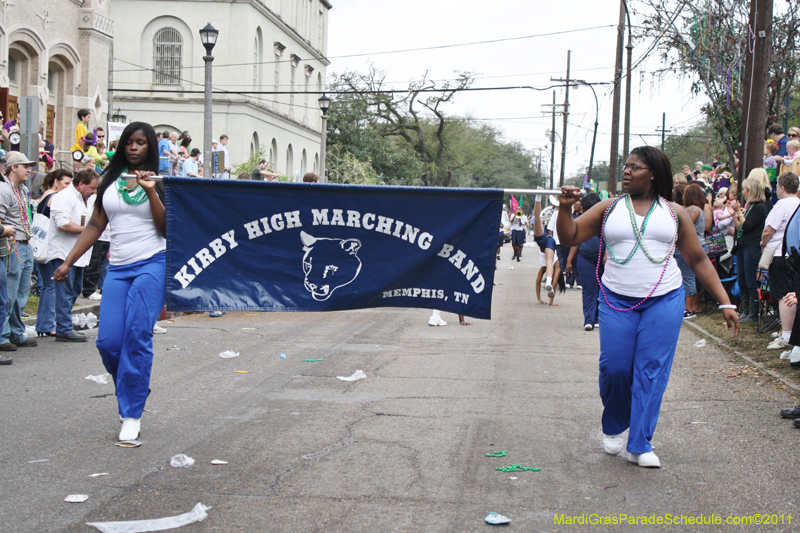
top-left (655, 112), bottom-right (671, 150)
top-left (551, 91), bottom-right (556, 189)
top-left (623, 1), bottom-right (633, 163)
top-left (552, 77), bottom-right (600, 189)
top-left (541, 91), bottom-right (558, 188)
top-left (559, 50), bottom-right (571, 188)
top-left (738, 0), bottom-right (773, 197)
top-left (608, 0), bottom-right (625, 194)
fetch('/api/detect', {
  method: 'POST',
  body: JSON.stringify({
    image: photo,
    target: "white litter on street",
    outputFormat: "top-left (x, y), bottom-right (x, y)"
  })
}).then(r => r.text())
top-left (218, 350), bottom-right (239, 359)
top-left (170, 454), bottom-right (195, 467)
top-left (85, 374), bottom-right (111, 385)
top-left (337, 370), bottom-right (367, 382)
top-left (65, 494), bottom-right (89, 503)
top-left (86, 502), bottom-right (210, 533)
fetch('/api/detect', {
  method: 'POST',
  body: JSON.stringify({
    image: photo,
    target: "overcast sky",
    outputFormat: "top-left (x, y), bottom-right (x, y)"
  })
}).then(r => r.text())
top-left (326, 0), bottom-right (708, 182)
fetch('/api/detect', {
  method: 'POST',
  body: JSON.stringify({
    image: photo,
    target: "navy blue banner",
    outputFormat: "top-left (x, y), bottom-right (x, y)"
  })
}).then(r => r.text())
top-left (165, 179), bottom-right (503, 319)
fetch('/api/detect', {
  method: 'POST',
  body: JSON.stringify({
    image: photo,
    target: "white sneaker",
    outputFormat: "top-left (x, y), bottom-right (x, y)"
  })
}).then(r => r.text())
top-left (627, 451), bottom-right (660, 468)
top-left (781, 349), bottom-right (793, 360)
top-left (119, 418), bottom-right (141, 441)
top-left (594, 323), bottom-right (600, 329)
top-left (584, 324), bottom-right (593, 331)
top-left (88, 292), bottom-right (102, 301)
top-left (427, 316), bottom-right (447, 327)
top-left (565, 283), bottom-right (571, 289)
top-left (772, 331), bottom-right (781, 338)
top-left (603, 433), bottom-right (624, 455)
top-left (574, 284), bottom-right (582, 290)
top-left (767, 338), bottom-right (792, 350)
top-left (153, 325), bottom-right (167, 334)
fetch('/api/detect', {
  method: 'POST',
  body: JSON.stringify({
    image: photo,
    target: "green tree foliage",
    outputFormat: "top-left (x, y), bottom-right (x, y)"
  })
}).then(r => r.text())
top-left (639, 0), bottom-right (800, 164)
top-left (327, 66), bottom-right (543, 189)
top-left (662, 121), bottom-right (728, 173)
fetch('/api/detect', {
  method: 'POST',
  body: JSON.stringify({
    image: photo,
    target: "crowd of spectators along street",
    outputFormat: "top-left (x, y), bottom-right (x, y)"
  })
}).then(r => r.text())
top-left (660, 123), bottom-right (800, 430)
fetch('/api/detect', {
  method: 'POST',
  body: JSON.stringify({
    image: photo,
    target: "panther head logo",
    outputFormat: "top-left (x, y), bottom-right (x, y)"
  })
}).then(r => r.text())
top-left (301, 231), bottom-right (362, 301)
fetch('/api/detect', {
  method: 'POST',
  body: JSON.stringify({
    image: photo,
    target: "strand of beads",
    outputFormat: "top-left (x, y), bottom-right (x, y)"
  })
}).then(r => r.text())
top-left (115, 170), bottom-right (148, 206)
top-left (595, 196), bottom-right (679, 312)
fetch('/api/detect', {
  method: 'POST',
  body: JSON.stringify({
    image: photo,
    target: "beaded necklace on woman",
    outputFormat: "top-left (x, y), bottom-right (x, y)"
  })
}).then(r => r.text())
top-left (596, 193), bottom-right (679, 312)
top-left (115, 167), bottom-right (148, 208)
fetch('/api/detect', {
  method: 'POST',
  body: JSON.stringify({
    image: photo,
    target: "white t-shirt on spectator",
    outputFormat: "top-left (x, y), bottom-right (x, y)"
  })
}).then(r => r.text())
top-left (48, 183), bottom-right (93, 267)
top-left (765, 196), bottom-right (800, 254)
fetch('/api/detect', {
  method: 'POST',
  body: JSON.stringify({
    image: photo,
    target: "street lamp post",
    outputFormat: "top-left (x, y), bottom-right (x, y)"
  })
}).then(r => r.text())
top-left (199, 23), bottom-right (219, 178)
top-left (318, 93), bottom-right (330, 183)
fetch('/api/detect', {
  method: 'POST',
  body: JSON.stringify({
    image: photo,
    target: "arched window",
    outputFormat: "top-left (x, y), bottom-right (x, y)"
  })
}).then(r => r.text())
top-left (301, 149), bottom-right (307, 175)
top-left (153, 28), bottom-right (182, 86)
top-left (270, 138), bottom-right (278, 168)
top-left (286, 144), bottom-right (294, 177)
top-left (251, 132), bottom-right (260, 156)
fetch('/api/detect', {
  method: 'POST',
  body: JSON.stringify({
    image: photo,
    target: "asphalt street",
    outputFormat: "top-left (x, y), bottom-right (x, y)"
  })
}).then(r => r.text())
top-left (1, 246), bottom-right (799, 532)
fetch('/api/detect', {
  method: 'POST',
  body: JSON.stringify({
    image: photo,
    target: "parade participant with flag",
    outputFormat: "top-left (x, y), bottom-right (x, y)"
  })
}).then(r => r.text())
top-left (54, 122), bottom-right (165, 445)
top-left (556, 146), bottom-right (739, 468)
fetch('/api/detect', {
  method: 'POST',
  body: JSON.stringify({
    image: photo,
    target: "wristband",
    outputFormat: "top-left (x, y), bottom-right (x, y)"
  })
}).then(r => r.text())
top-left (718, 304), bottom-right (737, 309)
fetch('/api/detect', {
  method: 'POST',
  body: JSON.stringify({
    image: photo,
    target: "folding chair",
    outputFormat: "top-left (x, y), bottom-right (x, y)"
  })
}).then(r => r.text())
top-left (756, 270), bottom-right (782, 333)
top-left (703, 256), bottom-right (738, 314)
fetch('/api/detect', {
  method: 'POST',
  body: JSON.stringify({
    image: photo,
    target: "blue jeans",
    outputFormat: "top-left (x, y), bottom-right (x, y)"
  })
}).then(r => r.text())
top-left (598, 285), bottom-right (684, 454)
top-left (736, 244), bottom-right (761, 297)
top-left (576, 254), bottom-right (600, 326)
top-left (35, 261), bottom-right (56, 333)
top-left (50, 259), bottom-right (83, 336)
top-left (3, 243), bottom-right (33, 344)
top-left (97, 252), bottom-right (166, 418)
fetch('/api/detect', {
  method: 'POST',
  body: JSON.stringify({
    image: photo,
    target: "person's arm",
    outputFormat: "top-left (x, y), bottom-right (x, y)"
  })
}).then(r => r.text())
top-left (50, 195), bottom-right (83, 234)
top-left (556, 186), bottom-right (611, 247)
top-left (138, 171), bottom-right (166, 236)
top-left (703, 204), bottom-right (714, 231)
top-left (566, 246), bottom-right (578, 277)
top-left (685, 205), bottom-right (701, 223)
top-left (52, 204), bottom-right (108, 282)
top-left (761, 226), bottom-right (776, 248)
top-left (674, 204), bottom-right (740, 337)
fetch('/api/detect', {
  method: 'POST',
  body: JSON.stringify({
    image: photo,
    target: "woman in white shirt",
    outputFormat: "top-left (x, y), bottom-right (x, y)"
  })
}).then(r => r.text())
top-left (556, 146), bottom-right (739, 468)
top-left (53, 122), bottom-right (165, 444)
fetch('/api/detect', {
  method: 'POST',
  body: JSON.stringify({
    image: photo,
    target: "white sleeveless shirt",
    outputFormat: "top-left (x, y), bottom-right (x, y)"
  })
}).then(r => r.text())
top-left (103, 185), bottom-right (166, 266)
top-left (601, 197), bottom-right (682, 298)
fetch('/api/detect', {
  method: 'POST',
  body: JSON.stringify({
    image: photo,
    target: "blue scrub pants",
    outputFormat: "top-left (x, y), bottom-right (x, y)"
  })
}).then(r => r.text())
top-left (598, 285), bottom-right (684, 454)
top-left (3, 243), bottom-right (33, 344)
top-left (576, 254), bottom-right (600, 326)
top-left (96, 252), bottom-right (165, 419)
top-left (36, 260), bottom-right (56, 333)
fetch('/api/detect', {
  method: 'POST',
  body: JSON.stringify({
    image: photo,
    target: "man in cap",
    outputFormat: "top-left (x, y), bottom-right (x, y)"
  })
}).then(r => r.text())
top-left (0, 152), bottom-right (38, 353)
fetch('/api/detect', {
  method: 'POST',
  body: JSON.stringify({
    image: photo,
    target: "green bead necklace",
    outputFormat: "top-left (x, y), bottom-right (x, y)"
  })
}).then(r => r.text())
top-left (604, 194), bottom-right (676, 265)
top-left (115, 168), bottom-right (148, 206)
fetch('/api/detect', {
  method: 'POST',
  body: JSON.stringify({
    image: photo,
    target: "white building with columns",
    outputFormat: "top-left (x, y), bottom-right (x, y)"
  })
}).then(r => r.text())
top-left (2, 0), bottom-right (112, 153)
top-left (110, 0), bottom-right (331, 177)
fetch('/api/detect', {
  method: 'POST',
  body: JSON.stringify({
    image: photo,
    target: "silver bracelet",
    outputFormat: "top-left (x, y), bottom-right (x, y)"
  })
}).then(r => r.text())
top-left (718, 304), bottom-right (737, 309)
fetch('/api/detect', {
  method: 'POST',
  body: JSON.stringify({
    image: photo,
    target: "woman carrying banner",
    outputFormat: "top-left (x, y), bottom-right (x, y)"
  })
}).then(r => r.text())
top-left (53, 122), bottom-right (165, 444)
top-left (556, 146), bottom-right (740, 468)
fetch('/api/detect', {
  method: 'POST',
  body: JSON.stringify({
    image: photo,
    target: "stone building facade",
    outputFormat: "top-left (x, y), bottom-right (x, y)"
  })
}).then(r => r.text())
top-left (111, 0), bottom-right (331, 177)
top-left (2, 0), bottom-right (112, 153)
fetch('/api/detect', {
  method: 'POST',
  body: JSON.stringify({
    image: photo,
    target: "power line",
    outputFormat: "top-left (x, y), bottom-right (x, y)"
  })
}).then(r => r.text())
top-left (110, 25), bottom-right (615, 73)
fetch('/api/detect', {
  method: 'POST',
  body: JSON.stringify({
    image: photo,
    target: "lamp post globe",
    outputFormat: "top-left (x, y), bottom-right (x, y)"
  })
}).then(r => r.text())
top-left (199, 23), bottom-right (219, 54)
